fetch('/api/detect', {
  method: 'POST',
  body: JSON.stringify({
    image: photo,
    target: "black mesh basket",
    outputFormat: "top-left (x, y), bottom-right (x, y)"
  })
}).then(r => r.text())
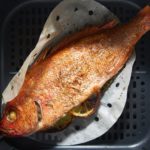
top-left (0, 0), bottom-right (150, 150)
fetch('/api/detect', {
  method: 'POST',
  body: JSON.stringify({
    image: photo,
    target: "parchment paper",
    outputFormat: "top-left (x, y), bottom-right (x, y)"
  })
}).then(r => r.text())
top-left (2, 0), bottom-right (135, 145)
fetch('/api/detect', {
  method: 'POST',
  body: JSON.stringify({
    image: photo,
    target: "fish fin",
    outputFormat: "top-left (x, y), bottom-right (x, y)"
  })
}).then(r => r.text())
top-left (29, 19), bottom-right (119, 68)
top-left (134, 5), bottom-right (150, 32)
top-left (51, 19), bottom-right (119, 53)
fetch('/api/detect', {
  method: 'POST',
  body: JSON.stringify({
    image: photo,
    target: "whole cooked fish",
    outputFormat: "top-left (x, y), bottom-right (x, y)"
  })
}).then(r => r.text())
top-left (0, 6), bottom-right (150, 136)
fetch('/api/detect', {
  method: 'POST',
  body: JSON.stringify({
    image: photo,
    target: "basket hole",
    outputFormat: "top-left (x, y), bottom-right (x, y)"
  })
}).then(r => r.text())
top-left (95, 117), bottom-right (99, 121)
top-left (19, 28), bottom-right (23, 36)
top-left (38, 8), bottom-right (41, 14)
top-left (56, 16), bottom-right (60, 21)
top-left (133, 81), bottom-right (136, 88)
top-left (132, 93), bottom-right (136, 98)
top-left (115, 82), bottom-right (120, 87)
top-left (120, 114), bottom-right (124, 119)
top-left (10, 27), bottom-right (14, 32)
top-left (126, 123), bottom-right (130, 129)
top-left (114, 123), bottom-right (118, 130)
top-left (19, 18), bottom-right (23, 25)
top-left (132, 133), bottom-right (136, 137)
top-left (141, 40), bottom-right (144, 45)
top-left (120, 122), bottom-right (124, 129)
top-left (114, 133), bottom-right (118, 139)
top-left (16, 67), bottom-right (19, 71)
top-left (88, 10), bottom-right (93, 15)
top-left (126, 112), bottom-right (130, 119)
top-left (101, 135), bottom-right (105, 140)
top-left (133, 113), bottom-right (137, 119)
top-left (10, 41), bottom-right (14, 46)
top-left (74, 7), bottom-right (78, 12)
top-left (11, 62), bottom-right (15, 66)
top-left (10, 20), bottom-right (14, 25)
top-left (126, 102), bottom-right (129, 109)
top-left (141, 61), bottom-right (145, 66)
top-left (26, 28), bottom-right (30, 36)
top-left (11, 55), bottom-right (15, 59)
top-left (140, 47), bottom-right (145, 51)
top-left (133, 124), bottom-right (137, 129)
top-left (136, 76), bottom-right (140, 79)
top-left (107, 103), bottom-right (112, 108)
top-left (25, 38), bottom-right (30, 45)
top-left (133, 103), bottom-right (136, 109)
top-left (19, 50), bottom-right (23, 56)
top-left (120, 133), bottom-right (124, 139)
top-left (127, 92), bottom-right (130, 99)
top-left (32, 18), bottom-right (36, 24)
top-left (19, 59), bottom-right (23, 65)
top-left (141, 81), bottom-right (145, 85)
top-left (38, 18), bottom-right (42, 24)
top-left (108, 133), bottom-right (112, 140)
top-left (141, 54), bottom-right (145, 58)
top-left (136, 66), bottom-right (139, 70)
top-left (19, 39), bottom-right (23, 46)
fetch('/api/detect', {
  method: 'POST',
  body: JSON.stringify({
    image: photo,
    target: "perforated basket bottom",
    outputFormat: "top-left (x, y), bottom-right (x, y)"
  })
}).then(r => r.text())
top-left (1, 0), bottom-right (150, 149)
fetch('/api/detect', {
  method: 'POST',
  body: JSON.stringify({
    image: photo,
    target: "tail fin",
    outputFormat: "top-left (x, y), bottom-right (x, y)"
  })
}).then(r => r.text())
top-left (136, 5), bottom-right (150, 32)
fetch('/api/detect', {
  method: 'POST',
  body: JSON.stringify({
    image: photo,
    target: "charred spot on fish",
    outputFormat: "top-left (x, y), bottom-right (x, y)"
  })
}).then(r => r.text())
top-left (34, 101), bottom-right (42, 122)
top-left (107, 103), bottom-right (112, 108)
top-left (56, 16), bottom-right (60, 21)
top-left (116, 82), bottom-right (120, 87)
top-left (47, 34), bottom-right (50, 39)
top-left (7, 111), bottom-right (17, 122)
top-left (74, 8), bottom-right (78, 12)
top-left (89, 10), bottom-right (94, 15)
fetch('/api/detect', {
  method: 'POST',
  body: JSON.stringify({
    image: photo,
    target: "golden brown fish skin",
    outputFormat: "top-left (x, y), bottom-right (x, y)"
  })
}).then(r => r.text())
top-left (0, 6), bottom-right (150, 136)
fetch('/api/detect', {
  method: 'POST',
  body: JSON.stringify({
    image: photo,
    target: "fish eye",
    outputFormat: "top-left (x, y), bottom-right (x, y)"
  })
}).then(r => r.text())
top-left (7, 111), bottom-right (17, 122)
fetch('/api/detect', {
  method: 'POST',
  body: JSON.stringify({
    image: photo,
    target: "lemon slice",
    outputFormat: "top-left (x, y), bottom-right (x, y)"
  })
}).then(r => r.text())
top-left (48, 114), bottom-right (72, 132)
top-left (70, 93), bottom-right (100, 118)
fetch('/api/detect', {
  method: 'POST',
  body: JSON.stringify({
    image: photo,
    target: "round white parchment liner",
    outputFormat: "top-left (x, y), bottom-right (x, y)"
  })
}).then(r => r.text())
top-left (2, 0), bottom-right (136, 145)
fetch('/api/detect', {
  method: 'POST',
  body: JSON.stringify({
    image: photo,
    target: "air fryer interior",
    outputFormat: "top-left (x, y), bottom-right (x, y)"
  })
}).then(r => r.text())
top-left (0, 0), bottom-right (150, 150)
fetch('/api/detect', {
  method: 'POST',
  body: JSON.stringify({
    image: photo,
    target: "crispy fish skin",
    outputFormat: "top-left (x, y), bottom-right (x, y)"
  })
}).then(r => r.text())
top-left (0, 6), bottom-right (150, 136)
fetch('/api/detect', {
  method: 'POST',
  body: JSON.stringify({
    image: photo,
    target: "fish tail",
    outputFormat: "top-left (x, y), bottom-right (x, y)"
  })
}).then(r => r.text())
top-left (117, 6), bottom-right (150, 47)
top-left (136, 5), bottom-right (150, 32)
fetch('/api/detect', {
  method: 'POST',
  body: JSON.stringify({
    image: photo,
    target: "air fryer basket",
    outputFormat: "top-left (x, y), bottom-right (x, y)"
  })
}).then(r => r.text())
top-left (0, 0), bottom-right (150, 150)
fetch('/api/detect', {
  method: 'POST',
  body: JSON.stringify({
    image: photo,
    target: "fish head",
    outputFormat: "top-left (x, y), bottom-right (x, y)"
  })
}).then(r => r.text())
top-left (0, 95), bottom-right (38, 136)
